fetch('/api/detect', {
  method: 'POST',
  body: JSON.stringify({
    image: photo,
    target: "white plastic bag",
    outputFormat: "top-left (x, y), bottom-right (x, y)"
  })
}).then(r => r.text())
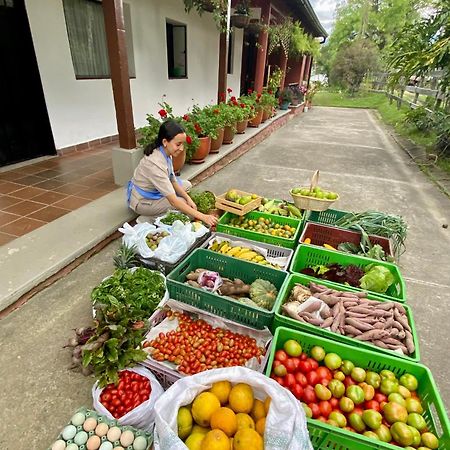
top-left (154, 367), bottom-right (313, 450)
top-left (154, 234), bottom-right (190, 263)
top-left (136, 228), bottom-right (172, 259)
top-left (119, 222), bottom-right (156, 249)
top-left (92, 366), bottom-right (164, 433)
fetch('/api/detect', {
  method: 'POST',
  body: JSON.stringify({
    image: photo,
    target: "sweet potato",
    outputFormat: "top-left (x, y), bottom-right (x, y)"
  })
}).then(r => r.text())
top-left (355, 329), bottom-right (388, 341)
top-left (345, 318), bottom-right (374, 332)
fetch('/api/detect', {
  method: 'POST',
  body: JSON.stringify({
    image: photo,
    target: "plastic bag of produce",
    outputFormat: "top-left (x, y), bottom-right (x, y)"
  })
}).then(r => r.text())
top-left (119, 222), bottom-right (156, 248)
top-left (153, 366), bottom-right (313, 450)
top-left (92, 366), bottom-right (164, 433)
top-left (136, 228), bottom-right (172, 259)
top-left (154, 233), bottom-right (191, 263)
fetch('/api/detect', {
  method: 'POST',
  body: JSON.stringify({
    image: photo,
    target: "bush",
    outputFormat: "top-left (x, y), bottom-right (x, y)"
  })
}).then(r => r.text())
top-left (404, 106), bottom-right (432, 132)
top-left (330, 39), bottom-right (380, 95)
top-left (434, 111), bottom-right (450, 156)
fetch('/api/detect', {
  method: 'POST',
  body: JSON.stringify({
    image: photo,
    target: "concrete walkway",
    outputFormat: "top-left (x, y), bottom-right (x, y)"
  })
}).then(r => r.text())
top-left (1, 107), bottom-right (449, 449)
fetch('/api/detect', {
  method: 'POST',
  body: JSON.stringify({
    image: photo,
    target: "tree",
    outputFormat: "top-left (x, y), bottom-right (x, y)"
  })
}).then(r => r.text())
top-left (330, 39), bottom-right (380, 94)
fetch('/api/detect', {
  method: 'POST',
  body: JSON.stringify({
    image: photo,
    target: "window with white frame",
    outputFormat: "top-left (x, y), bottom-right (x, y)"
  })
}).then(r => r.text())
top-left (62, 0), bottom-right (136, 79)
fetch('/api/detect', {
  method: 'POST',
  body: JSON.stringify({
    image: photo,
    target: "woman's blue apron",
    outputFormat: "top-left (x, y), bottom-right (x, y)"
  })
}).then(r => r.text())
top-left (127, 146), bottom-right (181, 206)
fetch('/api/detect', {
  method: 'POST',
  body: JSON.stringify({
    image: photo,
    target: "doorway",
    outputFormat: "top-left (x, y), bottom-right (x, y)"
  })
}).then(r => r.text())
top-left (0, 0), bottom-right (56, 167)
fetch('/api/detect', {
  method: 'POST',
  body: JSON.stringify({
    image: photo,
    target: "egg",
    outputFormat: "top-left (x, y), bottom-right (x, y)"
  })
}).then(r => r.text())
top-left (71, 412), bottom-right (86, 426)
top-left (74, 431), bottom-right (88, 446)
top-left (51, 440), bottom-right (67, 450)
top-left (113, 447), bottom-right (124, 450)
top-left (66, 445), bottom-right (79, 450)
top-left (86, 435), bottom-right (101, 450)
top-left (95, 423), bottom-right (109, 437)
top-left (119, 430), bottom-right (134, 447)
top-left (99, 443), bottom-right (113, 450)
top-left (132, 436), bottom-right (147, 450)
top-left (106, 427), bottom-right (121, 442)
top-left (83, 418), bottom-right (98, 432)
top-left (62, 425), bottom-right (77, 440)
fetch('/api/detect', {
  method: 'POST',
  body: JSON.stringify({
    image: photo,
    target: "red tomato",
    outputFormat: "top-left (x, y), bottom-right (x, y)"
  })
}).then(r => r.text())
top-left (291, 384), bottom-right (304, 400)
top-left (353, 406), bottom-right (364, 416)
top-left (365, 400), bottom-right (380, 412)
top-left (285, 359), bottom-right (297, 373)
top-left (271, 375), bottom-right (285, 386)
top-left (112, 398), bottom-right (121, 407)
top-left (308, 403), bottom-right (321, 419)
top-left (275, 349), bottom-right (288, 363)
top-left (316, 366), bottom-right (332, 380)
top-left (295, 372), bottom-right (308, 387)
top-left (300, 353), bottom-right (308, 361)
top-left (101, 393), bottom-right (111, 402)
top-left (299, 360), bottom-right (312, 373)
top-left (329, 397), bottom-right (339, 409)
top-left (285, 373), bottom-right (296, 388)
top-left (374, 393), bottom-right (388, 403)
top-left (344, 376), bottom-right (356, 388)
top-left (291, 357), bottom-right (301, 371)
top-left (273, 360), bottom-right (282, 368)
top-left (320, 378), bottom-right (330, 387)
top-left (307, 358), bottom-right (319, 370)
top-left (319, 400), bottom-right (332, 418)
top-left (306, 370), bottom-right (319, 386)
top-left (302, 387), bottom-right (317, 404)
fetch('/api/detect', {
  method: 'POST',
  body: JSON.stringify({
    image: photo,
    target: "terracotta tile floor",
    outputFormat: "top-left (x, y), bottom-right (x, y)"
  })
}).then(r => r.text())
top-left (0, 145), bottom-right (117, 246)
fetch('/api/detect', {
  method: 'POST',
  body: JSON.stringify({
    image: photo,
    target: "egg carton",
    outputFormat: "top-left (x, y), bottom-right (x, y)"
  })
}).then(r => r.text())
top-left (48, 407), bottom-right (152, 450)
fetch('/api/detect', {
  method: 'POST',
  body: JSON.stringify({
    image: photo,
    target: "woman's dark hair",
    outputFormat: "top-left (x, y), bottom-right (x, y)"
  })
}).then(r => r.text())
top-left (144, 119), bottom-right (185, 156)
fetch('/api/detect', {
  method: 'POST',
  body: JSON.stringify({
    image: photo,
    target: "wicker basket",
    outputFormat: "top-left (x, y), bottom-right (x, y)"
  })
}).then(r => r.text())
top-left (290, 170), bottom-right (339, 212)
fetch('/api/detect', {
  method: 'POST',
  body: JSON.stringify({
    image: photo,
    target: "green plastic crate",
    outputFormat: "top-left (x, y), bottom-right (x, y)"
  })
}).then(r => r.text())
top-left (166, 248), bottom-right (288, 329)
top-left (265, 327), bottom-right (450, 450)
top-left (272, 273), bottom-right (420, 362)
top-left (290, 245), bottom-right (406, 303)
top-left (305, 208), bottom-right (350, 225)
top-left (217, 211), bottom-right (302, 249)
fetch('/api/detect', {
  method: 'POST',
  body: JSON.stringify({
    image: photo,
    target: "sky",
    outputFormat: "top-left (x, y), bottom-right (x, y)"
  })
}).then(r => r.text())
top-left (310, 0), bottom-right (338, 34)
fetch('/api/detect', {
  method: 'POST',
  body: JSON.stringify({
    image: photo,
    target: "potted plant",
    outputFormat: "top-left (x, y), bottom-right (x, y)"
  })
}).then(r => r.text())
top-left (183, 0), bottom-right (228, 32)
top-left (244, 89), bottom-right (264, 127)
top-left (260, 89), bottom-right (278, 122)
top-left (279, 88), bottom-right (293, 110)
top-left (231, 1), bottom-right (250, 29)
top-left (218, 102), bottom-right (239, 144)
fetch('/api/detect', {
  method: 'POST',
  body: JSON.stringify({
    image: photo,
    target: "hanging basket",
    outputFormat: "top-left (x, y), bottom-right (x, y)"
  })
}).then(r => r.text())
top-left (230, 14), bottom-right (250, 29)
top-left (200, 0), bottom-right (215, 12)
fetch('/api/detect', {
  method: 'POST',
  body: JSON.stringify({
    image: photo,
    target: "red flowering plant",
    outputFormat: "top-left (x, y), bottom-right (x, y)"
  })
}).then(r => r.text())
top-left (260, 88), bottom-right (278, 111)
top-left (189, 104), bottom-right (223, 140)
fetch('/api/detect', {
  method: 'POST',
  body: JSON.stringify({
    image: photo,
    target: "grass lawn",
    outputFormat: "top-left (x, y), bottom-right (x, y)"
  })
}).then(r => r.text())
top-left (314, 91), bottom-right (450, 174)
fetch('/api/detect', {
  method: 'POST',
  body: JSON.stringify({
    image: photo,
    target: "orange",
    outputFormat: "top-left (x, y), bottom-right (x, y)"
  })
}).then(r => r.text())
top-left (263, 397), bottom-right (271, 415)
top-left (229, 383), bottom-right (254, 414)
top-left (236, 413), bottom-right (255, 431)
top-left (192, 392), bottom-right (221, 427)
top-left (200, 429), bottom-right (230, 450)
top-left (210, 407), bottom-right (238, 437)
top-left (251, 399), bottom-right (266, 422)
top-left (233, 428), bottom-right (263, 450)
top-left (210, 381), bottom-right (232, 405)
top-left (255, 417), bottom-right (266, 436)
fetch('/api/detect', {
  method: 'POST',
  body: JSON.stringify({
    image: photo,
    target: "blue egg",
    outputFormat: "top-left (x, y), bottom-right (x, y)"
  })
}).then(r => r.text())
top-left (62, 425), bottom-right (77, 441)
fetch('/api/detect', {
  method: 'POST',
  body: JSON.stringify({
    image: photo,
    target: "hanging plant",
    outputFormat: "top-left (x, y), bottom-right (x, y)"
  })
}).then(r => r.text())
top-left (183, 0), bottom-right (228, 33)
top-left (268, 19), bottom-right (293, 57)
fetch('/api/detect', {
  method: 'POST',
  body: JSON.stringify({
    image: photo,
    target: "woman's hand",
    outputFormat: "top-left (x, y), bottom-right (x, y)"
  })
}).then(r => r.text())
top-left (201, 214), bottom-right (218, 228)
top-left (186, 197), bottom-right (197, 210)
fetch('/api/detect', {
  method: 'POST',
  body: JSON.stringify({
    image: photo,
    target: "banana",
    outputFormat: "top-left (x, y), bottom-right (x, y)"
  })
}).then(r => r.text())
top-left (278, 207), bottom-right (288, 216)
top-left (227, 246), bottom-right (242, 256)
top-left (235, 248), bottom-right (251, 257)
top-left (253, 255), bottom-right (265, 262)
top-left (239, 251), bottom-right (258, 260)
top-left (210, 240), bottom-right (220, 251)
top-left (287, 204), bottom-right (302, 218)
top-left (220, 244), bottom-right (231, 254)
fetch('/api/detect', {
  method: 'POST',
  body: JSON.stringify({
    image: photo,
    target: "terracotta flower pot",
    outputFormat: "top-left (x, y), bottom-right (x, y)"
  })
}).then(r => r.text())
top-left (172, 150), bottom-right (186, 175)
top-left (223, 125), bottom-right (236, 144)
top-left (190, 136), bottom-right (211, 164)
top-left (236, 120), bottom-right (248, 134)
top-left (262, 108), bottom-right (270, 122)
top-left (230, 14), bottom-right (250, 29)
top-left (248, 109), bottom-right (263, 127)
top-left (210, 127), bottom-right (224, 153)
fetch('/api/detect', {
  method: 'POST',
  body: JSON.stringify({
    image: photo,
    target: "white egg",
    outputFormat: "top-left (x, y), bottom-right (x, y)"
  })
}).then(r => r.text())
top-left (119, 430), bottom-right (134, 447)
top-left (132, 436), bottom-right (147, 450)
top-left (62, 425), bottom-right (77, 440)
top-left (66, 444), bottom-right (79, 450)
top-left (106, 426), bottom-right (122, 442)
top-left (95, 422), bottom-right (109, 437)
top-left (99, 442), bottom-right (113, 450)
top-left (71, 412), bottom-right (86, 426)
top-left (83, 417), bottom-right (98, 432)
top-left (86, 435), bottom-right (101, 450)
top-left (74, 431), bottom-right (88, 445)
top-left (51, 440), bottom-right (67, 450)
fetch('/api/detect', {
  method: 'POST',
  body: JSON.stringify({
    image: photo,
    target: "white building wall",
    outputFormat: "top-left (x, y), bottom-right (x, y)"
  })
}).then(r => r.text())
top-left (24, 0), bottom-right (243, 150)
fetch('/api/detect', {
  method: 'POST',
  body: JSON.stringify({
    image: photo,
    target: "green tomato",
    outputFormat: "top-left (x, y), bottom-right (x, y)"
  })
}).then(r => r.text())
top-left (315, 384), bottom-right (332, 401)
top-left (390, 422), bottom-right (414, 446)
top-left (329, 411), bottom-right (347, 428)
top-left (365, 371), bottom-right (381, 389)
top-left (349, 413), bottom-right (366, 432)
top-left (399, 374), bottom-right (418, 392)
top-left (340, 360), bottom-right (354, 376)
top-left (301, 403), bottom-right (312, 418)
top-left (311, 346), bottom-right (325, 361)
top-left (324, 353), bottom-right (342, 370)
top-left (363, 431), bottom-right (379, 440)
top-left (380, 378), bottom-right (399, 396)
top-left (351, 367), bottom-right (366, 383)
top-left (397, 385), bottom-right (412, 399)
top-left (409, 426), bottom-right (422, 447)
top-left (407, 412), bottom-right (427, 431)
top-left (380, 369), bottom-right (397, 381)
top-left (333, 371), bottom-right (345, 381)
top-left (362, 409), bottom-right (383, 430)
top-left (388, 393), bottom-right (407, 407)
top-left (346, 385), bottom-right (365, 405)
top-left (375, 424), bottom-right (392, 442)
top-left (283, 339), bottom-right (302, 357)
top-left (328, 379), bottom-right (345, 399)
top-left (274, 364), bottom-right (287, 377)
top-left (383, 402), bottom-right (408, 424)
top-left (421, 432), bottom-right (439, 449)
top-left (405, 397), bottom-right (424, 414)
top-left (339, 397), bottom-right (355, 413)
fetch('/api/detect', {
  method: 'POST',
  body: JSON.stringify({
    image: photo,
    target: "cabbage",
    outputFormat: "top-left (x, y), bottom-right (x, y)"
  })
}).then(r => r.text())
top-left (360, 264), bottom-right (395, 293)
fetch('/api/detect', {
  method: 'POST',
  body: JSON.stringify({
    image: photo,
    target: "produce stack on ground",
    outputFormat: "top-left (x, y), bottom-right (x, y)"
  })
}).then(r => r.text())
top-left (176, 381), bottom-right (269, 450)
top-left (143, 309), bottom-right (267, 375)
top-left (48, 408), bottom-right (152, 450)
top-left (226, 216), bottom-right (297, 239)
top-left (281, 280), bottom-right (415, 355)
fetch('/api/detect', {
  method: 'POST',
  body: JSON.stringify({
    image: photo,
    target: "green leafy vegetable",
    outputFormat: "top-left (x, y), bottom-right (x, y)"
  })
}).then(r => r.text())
top-left (360, 264), bottom-right (395, 294)
top-left (160, 211), bottom-right (190, 225)
top-left (188, 190), bottom-right (216, 214)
